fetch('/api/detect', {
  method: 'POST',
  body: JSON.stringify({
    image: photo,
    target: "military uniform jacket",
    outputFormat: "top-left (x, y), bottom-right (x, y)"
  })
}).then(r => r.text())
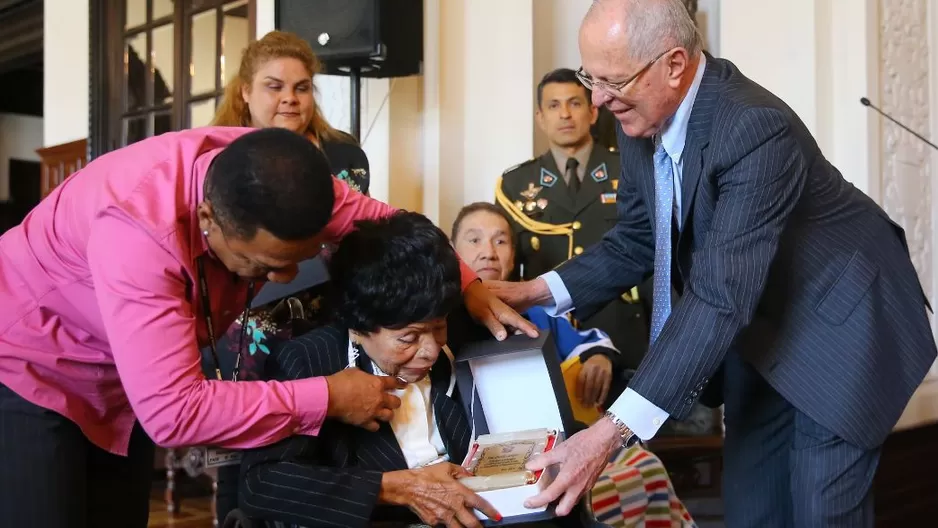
top-left (499, 147), bottom-right (620, 277)
top-left (497, 146), bottom-right (652, 368)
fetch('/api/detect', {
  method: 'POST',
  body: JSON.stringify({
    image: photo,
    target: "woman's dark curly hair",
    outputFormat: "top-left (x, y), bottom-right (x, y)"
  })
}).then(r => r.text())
top-left (326, 211), bottom-right (463, 333)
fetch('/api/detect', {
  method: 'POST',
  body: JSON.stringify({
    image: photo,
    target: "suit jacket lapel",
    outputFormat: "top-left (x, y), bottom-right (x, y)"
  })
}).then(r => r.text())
top-left (352, 422), bottom-right (410, 472)
top-left (430, 354), bottom-right (471, 465)
top-left (618, 132), bottom-right (657, 236)
top-left (679, 54), bottom-right (719, 233)
top-left (351, 353), bottom-right (410, 472)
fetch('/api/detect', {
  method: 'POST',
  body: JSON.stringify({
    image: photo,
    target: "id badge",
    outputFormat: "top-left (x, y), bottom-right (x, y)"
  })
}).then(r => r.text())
top-left (204, 447), bottom-right (243, 468)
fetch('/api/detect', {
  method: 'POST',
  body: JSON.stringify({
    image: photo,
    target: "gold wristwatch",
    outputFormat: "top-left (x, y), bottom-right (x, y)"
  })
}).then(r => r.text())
top-left (604, 411), bottom-right (642, 448)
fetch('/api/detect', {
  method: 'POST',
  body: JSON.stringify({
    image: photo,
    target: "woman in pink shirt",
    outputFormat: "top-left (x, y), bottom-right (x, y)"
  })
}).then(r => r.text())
top-left (0, 126), bottom-right (534, 527)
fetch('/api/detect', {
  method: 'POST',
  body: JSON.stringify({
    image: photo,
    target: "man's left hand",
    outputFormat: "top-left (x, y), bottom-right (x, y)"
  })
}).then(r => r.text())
top-left (463, 280), bottom-right (539, 341)
top-left (523, 417), bottom-right (621, 516)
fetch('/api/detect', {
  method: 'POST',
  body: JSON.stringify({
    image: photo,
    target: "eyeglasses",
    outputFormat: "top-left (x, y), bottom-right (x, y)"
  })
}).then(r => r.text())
top-left (575, 49), bottom-right (672, 97)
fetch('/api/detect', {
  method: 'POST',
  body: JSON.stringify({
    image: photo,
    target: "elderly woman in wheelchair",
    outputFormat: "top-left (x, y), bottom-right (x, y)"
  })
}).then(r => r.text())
top-left (229, 212), bottom-right (505, 528)
top-left (226, 211), bottom-right (696, 528)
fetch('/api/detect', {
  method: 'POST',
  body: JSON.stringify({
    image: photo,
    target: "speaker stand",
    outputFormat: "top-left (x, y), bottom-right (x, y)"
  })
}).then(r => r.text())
top-left (349, 66), bottom-right (362, 141)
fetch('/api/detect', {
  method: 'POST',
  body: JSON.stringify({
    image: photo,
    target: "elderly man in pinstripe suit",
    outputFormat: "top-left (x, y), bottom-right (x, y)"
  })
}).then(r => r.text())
top-left (488, 0), bottom-right (938, 526)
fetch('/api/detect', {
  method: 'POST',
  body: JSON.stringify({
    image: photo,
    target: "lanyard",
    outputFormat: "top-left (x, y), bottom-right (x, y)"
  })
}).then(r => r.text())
top-left (196, 257), bottom-right (255, 381)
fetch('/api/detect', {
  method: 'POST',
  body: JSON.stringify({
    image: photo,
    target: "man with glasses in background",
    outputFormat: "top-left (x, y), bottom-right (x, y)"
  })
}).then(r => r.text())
top-left (496, 68), bottom-right (652, 372)
top-left (487, 0), bottom-right (937, 526)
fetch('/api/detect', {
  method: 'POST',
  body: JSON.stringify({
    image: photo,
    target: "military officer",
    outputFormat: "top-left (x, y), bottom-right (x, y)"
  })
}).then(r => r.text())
top-left (495, 68), bottom-right (652, 369)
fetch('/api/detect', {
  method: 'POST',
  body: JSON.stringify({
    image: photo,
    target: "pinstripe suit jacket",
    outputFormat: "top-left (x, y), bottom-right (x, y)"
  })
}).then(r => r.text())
top-left (237, 325), bottom-right (472, 528)
top-left (556, 54), bottom-right (937, 449)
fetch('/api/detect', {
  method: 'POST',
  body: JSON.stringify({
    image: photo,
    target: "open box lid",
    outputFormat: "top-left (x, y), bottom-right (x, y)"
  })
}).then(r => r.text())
top-left (452, 331), bottom-right (577, 438)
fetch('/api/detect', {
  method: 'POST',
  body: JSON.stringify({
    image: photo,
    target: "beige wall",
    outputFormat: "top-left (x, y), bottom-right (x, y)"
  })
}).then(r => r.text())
top-left (44, 0), bottom-right (88, 147)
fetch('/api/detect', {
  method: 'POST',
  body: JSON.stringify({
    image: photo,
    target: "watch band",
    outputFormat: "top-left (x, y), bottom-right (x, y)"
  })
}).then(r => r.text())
top-left (604, 411), bottom-right (641, 448)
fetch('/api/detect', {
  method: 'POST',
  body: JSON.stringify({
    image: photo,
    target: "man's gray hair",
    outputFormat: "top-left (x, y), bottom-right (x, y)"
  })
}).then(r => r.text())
top-left (593, 0), bottom-right (702, 62)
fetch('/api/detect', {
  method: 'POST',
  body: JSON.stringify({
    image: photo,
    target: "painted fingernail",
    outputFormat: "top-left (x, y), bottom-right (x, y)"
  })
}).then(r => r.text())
top-left (495, 514), bottom-right (503, 521)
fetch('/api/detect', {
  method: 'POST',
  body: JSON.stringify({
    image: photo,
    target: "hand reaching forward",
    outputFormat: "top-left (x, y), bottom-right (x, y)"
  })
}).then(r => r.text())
top-left (482, 277), bottom-right (555, 315)
top-left (523, 417), bottom-right (622, 516)
top-left (463, 280), bottom-right (539, 341)
top-left (324, 368), bottom-right (404, 432)
top-left (379, 462), bottom-right (502, 528)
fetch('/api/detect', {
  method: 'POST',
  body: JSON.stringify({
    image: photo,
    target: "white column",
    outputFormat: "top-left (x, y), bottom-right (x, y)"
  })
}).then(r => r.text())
top-left (44, 0), bottom-right (89, 146)
top-left (421, 0), bottom-right (442, 224)
top-left (719, 0), bottom-right (819, 135)
top-left (431, 0), bottom-right (535, 231)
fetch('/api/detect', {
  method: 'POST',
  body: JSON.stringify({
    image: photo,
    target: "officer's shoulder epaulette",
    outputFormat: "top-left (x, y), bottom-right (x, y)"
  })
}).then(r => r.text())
top-left (501, 158), bottom-right (537, 177)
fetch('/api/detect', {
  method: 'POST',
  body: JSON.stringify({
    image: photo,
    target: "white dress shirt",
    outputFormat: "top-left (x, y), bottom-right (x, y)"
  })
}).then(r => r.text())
top-left (539, 55), bottom-right (708, 440)
top-left (348, 339), bottom-right (451, 468)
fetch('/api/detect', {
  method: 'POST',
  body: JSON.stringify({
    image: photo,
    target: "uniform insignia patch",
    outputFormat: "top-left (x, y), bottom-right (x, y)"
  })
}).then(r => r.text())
top-left (612, 179), bottom-right (618, 191)
top-left (601, 192), bottom-right (617, 204)
top-left (591, 163), bottom-right (609, 183)
top-left (539, 168), bottom-right (558, 187)
top-left (520, 182), bottom-right (543, 200)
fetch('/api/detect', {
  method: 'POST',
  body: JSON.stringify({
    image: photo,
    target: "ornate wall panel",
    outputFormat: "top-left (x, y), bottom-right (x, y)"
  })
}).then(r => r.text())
top-left (879, 0), bottom-right (932, 299)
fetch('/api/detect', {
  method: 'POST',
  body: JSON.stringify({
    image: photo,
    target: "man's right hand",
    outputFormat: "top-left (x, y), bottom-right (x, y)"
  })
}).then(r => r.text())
top-left (482, 278), bottom-right (555, 314)
top-left (379, 463), bottom-right (502, 528)
top-left (324, 368), bottom-right (404, 431)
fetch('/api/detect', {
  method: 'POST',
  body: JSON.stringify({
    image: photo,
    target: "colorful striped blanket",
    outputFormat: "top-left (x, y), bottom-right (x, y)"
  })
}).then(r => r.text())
top-left (590, 446), bottom-right (697, 527)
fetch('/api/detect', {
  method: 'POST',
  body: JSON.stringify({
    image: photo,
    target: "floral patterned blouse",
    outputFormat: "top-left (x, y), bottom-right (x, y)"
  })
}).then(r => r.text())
top-left (206, 134), bottom-right (370, 381)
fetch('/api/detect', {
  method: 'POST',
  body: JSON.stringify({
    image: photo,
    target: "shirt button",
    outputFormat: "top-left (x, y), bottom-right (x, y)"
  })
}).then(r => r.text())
top-left (653, 418), bottom-right (662, 426)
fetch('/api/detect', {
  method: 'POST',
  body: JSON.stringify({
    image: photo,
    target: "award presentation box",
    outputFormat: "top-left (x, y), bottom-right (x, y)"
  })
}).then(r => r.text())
top-left (453, 331), bottom-right (578, 525)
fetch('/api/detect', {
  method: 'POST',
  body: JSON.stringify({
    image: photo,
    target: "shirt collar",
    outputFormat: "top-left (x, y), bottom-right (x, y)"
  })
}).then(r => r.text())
top-left (659, 54), bottom-right (707, 163)
top-left (550, 141), bottom-right (594, 174)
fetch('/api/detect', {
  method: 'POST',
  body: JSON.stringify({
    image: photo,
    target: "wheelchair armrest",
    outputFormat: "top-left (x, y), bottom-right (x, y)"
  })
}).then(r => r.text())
top-left (222, 508), bottom-right (257, 528)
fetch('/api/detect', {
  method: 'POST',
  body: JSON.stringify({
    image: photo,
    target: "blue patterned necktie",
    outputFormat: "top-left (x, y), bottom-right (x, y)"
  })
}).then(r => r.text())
top-left (650, 139), bottom-right (674, 343)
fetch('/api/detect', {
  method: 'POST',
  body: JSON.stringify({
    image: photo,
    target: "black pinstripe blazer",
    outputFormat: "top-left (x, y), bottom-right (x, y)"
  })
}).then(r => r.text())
top-left (237, 325), bottom-right (472, 528)
top-left (556, 54), bottom-right (938, 448)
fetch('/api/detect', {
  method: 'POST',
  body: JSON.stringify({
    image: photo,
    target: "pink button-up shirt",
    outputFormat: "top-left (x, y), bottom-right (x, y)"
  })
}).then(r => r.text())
top-left (0, 126), bottom-right (477, 456)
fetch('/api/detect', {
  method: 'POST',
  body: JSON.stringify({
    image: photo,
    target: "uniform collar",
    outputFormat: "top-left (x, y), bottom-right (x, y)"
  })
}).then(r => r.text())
top-left (549, 140), bottom-right (594, 180)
